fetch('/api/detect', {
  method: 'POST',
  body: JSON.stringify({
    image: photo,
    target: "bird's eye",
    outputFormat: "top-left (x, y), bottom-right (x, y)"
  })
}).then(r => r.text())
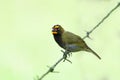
top-left (54, 27), bottom-right (59, 30)
top-left (52, 27), bottom-right (59, 32)
top-left (57, 28), bottom-right (60, 30)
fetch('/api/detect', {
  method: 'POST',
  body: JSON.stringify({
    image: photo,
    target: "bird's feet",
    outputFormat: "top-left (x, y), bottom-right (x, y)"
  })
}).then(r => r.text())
top-left (61, 50), bottom-right (72, 63)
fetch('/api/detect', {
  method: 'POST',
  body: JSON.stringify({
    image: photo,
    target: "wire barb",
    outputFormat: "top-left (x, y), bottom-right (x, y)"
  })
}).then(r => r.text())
top-left (83, 2), bottom-right (120, 39)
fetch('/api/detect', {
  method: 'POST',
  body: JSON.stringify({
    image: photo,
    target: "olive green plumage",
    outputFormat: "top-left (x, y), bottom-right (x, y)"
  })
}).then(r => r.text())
top-left (52, 25), bottom-right (101, 59)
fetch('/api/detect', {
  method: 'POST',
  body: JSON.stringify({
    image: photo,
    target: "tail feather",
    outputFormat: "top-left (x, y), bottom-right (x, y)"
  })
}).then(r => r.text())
top-left (86, 47), bottom-right (101, 60)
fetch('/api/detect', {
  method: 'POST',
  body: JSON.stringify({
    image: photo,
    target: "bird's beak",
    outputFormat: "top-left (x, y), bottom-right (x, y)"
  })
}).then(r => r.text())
top-left (52, 31), bottom-right (58, 34)
top-left (52, 28), bottom-right (58, 34)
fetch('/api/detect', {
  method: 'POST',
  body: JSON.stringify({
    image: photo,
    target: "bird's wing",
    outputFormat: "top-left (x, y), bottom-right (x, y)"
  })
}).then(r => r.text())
top-left (62, 31), bottom-right (87, 47)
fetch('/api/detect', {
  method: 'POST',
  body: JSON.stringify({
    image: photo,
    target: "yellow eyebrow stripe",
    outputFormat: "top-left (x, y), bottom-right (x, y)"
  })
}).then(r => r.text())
top-left (54, 25), bottom-right (59, 28)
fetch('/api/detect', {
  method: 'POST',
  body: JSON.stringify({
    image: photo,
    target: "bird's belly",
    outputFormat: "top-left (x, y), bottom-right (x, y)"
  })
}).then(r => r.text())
top-left (66, 44), bottom-right (82, 52)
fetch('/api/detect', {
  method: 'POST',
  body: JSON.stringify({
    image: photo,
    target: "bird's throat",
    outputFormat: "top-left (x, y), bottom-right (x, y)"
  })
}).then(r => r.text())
top-left (53, 34), bottom-right (65, 49)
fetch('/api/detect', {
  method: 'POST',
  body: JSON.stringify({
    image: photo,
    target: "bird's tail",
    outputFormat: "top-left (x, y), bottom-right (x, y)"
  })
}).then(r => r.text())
top-left (86, 47), bottom-right (101, 60)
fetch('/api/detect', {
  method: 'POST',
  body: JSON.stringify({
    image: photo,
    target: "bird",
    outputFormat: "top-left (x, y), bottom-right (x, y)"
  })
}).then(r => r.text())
top-left (52, 24), bottom-right (101, 59)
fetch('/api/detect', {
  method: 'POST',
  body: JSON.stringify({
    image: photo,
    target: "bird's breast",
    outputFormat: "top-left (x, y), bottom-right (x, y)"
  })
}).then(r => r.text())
top-left (65, 44), bottom-right (83, 52)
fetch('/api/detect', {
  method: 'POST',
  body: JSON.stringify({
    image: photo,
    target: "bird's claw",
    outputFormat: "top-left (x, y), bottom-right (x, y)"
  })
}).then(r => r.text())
top-left (61, 50), bottom-right (72, 63)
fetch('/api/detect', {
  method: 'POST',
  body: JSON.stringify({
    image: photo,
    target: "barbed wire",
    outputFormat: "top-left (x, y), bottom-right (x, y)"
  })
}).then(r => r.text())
top-left (37, 2), bottom-right (120, 80)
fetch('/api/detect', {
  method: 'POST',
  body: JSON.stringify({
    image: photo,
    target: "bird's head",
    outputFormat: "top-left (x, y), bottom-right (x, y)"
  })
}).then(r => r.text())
top-left (52, 25), bottom-right (64, 35)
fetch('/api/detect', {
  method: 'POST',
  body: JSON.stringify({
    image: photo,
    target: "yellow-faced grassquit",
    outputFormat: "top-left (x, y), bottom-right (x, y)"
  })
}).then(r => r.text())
top-left (52, 25), bottom-right (101, 59)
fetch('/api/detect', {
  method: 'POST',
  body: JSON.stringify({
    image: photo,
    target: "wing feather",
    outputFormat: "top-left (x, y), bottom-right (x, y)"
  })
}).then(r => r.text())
top-left (62, 31), bottom-right (87, 47)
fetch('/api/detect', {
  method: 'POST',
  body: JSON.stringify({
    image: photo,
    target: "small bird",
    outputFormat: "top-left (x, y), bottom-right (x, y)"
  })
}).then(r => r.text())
top-left (52, 25), bottom-right (101, 59)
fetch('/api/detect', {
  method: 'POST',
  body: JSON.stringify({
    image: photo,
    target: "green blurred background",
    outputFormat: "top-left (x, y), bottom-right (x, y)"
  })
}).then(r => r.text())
top-left (0, 0), bottom-right (120, 80)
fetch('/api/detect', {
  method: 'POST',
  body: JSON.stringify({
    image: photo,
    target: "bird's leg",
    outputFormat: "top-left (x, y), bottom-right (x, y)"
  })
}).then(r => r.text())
top-left (61, 50), bottom-right (72, 63)
top-left (61, 50), bottom-right (68, 60)
top-left (67, 52), bottom-right (72, 57)
top-left (63, 50), bottom-right (69, 58)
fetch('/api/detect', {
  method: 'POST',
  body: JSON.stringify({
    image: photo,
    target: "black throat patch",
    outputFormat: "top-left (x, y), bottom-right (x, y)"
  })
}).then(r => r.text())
top-left (53, 34), bottom-right (65, 49)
